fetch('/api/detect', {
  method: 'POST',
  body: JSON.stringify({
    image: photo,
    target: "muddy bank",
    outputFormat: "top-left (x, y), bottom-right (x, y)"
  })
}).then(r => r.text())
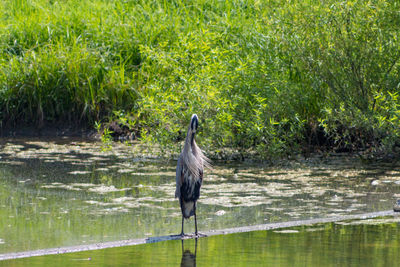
top-left (0, 125), bottom-right (97, 139)
top-left (1, 124), bottom-right (399, 163)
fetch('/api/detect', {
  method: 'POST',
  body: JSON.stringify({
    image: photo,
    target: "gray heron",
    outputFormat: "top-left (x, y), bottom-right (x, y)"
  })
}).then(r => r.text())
top-left (175, 114), bottom-right (210, 237)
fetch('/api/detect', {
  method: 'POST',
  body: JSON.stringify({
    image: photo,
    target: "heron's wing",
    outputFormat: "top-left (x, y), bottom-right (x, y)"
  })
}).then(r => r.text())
top-left (175, 156), bottom-right (183, 198)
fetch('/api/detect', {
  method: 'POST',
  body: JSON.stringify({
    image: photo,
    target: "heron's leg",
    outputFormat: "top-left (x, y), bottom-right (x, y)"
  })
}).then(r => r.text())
top-left (179, 197), bottom-right (185, 236)
top-left (194, 213), bottom-right (198, 235)
top-left (194, 204), bottom-right (198, 236)
top-left (194, 202), bottom-right (207, 237)
top-left (181, 216), bottom-right (185, 236)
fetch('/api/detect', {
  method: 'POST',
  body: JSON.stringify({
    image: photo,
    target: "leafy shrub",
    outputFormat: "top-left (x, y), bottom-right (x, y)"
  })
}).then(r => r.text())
top-left (1, 0), bottom-right (399, 158)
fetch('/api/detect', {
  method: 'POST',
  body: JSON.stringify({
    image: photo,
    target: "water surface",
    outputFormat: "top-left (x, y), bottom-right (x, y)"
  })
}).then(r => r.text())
top-left (0, 138), bottom-right (399, 253)
top-left (3, 216), bottom-right (400, 266)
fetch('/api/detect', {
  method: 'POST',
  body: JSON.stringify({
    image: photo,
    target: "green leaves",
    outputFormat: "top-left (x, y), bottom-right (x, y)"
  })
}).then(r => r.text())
top-left (0, 0), bottom-right (399, 158)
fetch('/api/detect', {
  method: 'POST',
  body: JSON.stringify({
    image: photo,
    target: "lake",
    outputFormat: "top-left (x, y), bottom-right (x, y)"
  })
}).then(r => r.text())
top-left (0, 138), bottom-right (399, 264)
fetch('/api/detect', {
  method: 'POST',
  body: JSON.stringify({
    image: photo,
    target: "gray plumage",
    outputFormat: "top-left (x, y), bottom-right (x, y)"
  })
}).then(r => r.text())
top-left (175, 114), bottom-right (210, 236)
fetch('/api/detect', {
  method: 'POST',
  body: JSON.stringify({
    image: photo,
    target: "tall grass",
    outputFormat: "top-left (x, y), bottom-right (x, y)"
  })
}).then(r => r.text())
top-left (1, 0), bottom-right (399, 158)
top-left (0, 0), bottom-right (141, 125)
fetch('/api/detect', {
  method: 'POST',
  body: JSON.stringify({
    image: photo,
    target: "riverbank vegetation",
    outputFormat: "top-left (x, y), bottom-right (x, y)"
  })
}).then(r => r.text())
top-left (0, 0), bottom-right (399, 158)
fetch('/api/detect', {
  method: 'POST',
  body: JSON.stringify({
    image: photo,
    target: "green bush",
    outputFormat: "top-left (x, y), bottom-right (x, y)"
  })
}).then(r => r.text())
top-left (0, 0), bottom-right (399, 158)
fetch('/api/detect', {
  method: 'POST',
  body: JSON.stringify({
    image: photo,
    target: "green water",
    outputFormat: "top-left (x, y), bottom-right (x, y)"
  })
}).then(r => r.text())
top-left (1, 138), bottom-right (400, 254)
top-left (3, 219), bottom-right (400, 266)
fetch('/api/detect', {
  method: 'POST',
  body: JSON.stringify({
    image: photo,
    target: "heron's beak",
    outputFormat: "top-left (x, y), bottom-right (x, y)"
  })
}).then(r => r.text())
top-left (191, 114), bottom-right (198, 133)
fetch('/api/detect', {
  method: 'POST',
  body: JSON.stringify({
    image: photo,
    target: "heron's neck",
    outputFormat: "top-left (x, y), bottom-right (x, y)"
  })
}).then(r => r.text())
top-left (184, 132), bottom-right (197, 156)
top-left (190, 133), bottom-right (195, 147)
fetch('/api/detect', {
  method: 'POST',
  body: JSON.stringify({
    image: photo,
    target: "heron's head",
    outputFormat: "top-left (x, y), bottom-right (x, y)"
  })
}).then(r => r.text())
top-left (190, 114), bottom-right (199, 134)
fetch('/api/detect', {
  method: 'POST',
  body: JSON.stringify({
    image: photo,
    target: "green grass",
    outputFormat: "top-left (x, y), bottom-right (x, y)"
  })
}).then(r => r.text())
top-left (0, 0), bottom-right (399, 158)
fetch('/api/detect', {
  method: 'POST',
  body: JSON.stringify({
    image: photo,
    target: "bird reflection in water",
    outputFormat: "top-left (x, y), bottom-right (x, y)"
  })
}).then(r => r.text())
top-left (180, 238), bottom-right (198, 267)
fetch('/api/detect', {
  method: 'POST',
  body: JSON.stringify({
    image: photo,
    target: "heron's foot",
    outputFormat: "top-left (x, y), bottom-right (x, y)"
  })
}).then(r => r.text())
top-left (180, 233), bottom-right (193, 240)
top-left (194, 232), bottom-right (207, 238)
top-left (169, 234), bottom-right (184, 238)
top-left (177, 232), bottom-right (207, 239)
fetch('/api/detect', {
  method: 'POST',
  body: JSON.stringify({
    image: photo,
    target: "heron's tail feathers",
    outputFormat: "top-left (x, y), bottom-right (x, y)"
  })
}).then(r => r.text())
top-left (181, 199), bottom-right (195, 219)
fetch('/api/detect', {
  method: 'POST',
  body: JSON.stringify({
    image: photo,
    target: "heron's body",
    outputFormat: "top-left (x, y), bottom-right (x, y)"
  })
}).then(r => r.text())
top-left (175, 114), bottom-right (209, 236)
top-left (177, 156), bottom-right (202, 218)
